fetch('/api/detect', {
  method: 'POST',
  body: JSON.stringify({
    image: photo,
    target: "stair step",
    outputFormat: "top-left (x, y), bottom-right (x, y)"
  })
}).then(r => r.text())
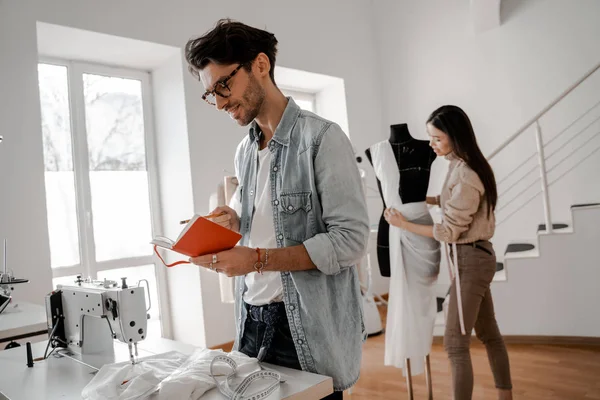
top-left (493, 268), bottom-right (507, 282)
top-left (435, 311), bottom-right (445, 326)
top-left (571, 202), bottom-right (600, 209)
top-left (537, 223), bottom-right (569, 231)
top-left (504, 247), bottom-right (539, 260)
top-left (505, 243), bottom-right (535, 254)
top-left (436, 297), bottom-right (444, 313)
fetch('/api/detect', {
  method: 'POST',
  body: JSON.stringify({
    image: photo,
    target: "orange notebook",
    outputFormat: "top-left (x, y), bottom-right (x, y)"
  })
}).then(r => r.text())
top-left (151, 214), bottom-right (242, 267)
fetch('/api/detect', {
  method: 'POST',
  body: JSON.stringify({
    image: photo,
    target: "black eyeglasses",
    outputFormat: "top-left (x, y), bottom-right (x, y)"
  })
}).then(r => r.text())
top-left (201, 64), bottom-right (246, 106)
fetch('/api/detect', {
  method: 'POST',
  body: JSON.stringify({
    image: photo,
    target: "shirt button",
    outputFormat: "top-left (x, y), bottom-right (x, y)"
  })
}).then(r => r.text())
top-left (287, 205), bottom-right (294, 211)
top-left (250, 190), bottom-right (254, 196)
top-left (278, 234), bottom-right (284, 240)
top-left (297, 339), bottom-right (303, 345)
top-left (274, 200), bottom-right (279, 206)
top-left (273, 166), bottom-right (278, 172)
top-left (289, 305), bottom-right (295, 311)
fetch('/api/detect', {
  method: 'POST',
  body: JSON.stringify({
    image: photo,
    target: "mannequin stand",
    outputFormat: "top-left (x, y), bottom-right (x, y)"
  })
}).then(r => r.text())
top-left (404, 354), bottom-right (433, 399)
top-left (405, 358), bottom-right (413, 400)
top-left (425, 354), bottom-right (433, 400)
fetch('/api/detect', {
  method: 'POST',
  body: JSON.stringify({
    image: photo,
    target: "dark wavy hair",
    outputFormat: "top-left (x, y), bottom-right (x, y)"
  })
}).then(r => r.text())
top-left (427, 105), bottom-right (497, 215)
top-left (185, 18), bottom-right (278, 83)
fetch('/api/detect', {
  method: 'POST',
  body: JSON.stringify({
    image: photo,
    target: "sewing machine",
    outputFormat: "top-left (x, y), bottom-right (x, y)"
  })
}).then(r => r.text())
top-left (1, 275), bottom-right (334, 399)
top-left (44, 276), bottom-right (150, 364)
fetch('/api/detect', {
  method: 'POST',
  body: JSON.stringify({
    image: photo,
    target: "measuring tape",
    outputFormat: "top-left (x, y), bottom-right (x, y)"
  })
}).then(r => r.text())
top-left (210, 355), bottom-right (281, 400)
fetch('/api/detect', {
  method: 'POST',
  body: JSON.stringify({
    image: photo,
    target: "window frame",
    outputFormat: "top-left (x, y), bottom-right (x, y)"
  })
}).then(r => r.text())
top-left (38, 57), bottom-right (170, 336)
top-left (280, 87), bottom-right (318, 113)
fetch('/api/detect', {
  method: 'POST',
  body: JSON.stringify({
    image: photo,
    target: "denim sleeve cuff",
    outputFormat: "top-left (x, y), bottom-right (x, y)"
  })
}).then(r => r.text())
top-left (303, 234), bottom-right (341, 275)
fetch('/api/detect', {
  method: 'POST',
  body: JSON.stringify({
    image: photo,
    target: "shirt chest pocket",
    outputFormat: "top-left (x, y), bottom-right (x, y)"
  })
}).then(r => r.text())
top-left (279, 191), bottom-right (313, 243)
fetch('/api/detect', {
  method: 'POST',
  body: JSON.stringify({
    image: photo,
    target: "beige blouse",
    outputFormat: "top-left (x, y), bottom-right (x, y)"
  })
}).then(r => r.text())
top-left (433, 153), bottom-right (495, 244)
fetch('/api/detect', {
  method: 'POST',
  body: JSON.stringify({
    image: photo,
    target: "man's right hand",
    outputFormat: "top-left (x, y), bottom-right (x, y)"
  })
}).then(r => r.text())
top-left (207, 206), bottom-right (240, 233)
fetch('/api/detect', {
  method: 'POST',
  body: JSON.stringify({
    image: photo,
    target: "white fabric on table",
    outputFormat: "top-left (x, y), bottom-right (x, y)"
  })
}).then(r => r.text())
top-left (82, 349), bottom-right (261, 400)
top-left (82, 351), bottom-right (187, 400)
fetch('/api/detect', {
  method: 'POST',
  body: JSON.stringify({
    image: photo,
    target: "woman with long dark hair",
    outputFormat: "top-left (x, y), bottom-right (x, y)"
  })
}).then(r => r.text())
top-left (384, 105), bottom-right (513, 400)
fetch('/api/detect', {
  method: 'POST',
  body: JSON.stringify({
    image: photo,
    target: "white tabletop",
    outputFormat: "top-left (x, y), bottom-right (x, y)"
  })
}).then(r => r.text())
top-left (0, 338), bottom-right (333, 400)
top-left (0, 301), bottom-right (47, 342)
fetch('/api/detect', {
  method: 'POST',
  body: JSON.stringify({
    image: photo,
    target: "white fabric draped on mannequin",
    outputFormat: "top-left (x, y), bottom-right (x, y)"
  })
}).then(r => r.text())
top-left (370, 140), bottom-right (440, 376)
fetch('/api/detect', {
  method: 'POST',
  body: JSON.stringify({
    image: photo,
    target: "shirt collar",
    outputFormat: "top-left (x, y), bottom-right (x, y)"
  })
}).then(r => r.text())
top-left (247, 97), bottom-right (301, 147)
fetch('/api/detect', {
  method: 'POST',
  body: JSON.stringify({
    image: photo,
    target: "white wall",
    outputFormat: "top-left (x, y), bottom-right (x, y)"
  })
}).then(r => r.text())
top-left (152, 53), bottom-right (200, 345)
top-left (370, 0), bottom-right (600, 278)
top-left (369, 0), bottom-right (600, 338)
top-left (493, 205), bottom-right (600, 337)
top-left (0, 0), bottom-right (384, 347)
top-left (5, 0), bottom-right (597, 347)
top-left (0, 3), bottom-right (54, 304)
top-left (371, 0), bottom-right (600, 184)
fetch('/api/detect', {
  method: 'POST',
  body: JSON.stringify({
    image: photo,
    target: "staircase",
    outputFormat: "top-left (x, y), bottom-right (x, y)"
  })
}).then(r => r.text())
top-left (492, 204), bottom-right (600, 337)
top-left (434, 61), bottom-right (600, 338)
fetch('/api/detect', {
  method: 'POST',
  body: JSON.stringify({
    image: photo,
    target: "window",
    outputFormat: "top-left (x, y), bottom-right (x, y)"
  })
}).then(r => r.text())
top-left (38, 61), bottom-right (163, 336)
top-left (281, 88), bottom-right (317, 113)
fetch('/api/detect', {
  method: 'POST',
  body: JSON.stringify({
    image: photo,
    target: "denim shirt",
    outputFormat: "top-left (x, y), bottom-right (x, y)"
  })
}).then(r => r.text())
top-left (231, 98), bottom-right (369, 390)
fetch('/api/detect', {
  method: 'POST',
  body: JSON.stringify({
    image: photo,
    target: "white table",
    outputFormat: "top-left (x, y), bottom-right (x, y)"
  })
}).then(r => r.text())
top-left (0, 301), bottom-right (47, 343)
top-left (0, 338), bottom-right (333, 400)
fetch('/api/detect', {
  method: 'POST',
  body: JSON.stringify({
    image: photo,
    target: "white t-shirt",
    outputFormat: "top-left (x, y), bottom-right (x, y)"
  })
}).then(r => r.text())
top-left (243, 146), bottom-right (283, 306)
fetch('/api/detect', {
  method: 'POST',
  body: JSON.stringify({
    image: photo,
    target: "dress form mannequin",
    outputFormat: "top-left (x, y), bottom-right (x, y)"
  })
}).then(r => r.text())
top-left (365, 124), bottom-right (436, 276)
top-left (365, 124), bottom-right (440, 400)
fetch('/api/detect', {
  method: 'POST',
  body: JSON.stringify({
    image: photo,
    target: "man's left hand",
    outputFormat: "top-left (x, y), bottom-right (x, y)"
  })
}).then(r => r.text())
top-left (190, 246), bottom-right (256, 277)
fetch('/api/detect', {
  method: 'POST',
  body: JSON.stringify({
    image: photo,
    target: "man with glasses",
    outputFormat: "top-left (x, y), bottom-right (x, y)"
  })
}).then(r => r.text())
top-left (185, 19), bottom-right (369, 399)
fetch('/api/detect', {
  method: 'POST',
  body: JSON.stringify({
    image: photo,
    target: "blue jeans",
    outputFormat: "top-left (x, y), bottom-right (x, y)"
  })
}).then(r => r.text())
top-left (239, 302), bottom-right (343, 400)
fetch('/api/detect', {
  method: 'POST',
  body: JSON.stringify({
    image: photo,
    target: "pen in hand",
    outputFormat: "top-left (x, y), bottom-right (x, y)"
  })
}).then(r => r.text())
top-left (180, 211), bottom-right (227, 225)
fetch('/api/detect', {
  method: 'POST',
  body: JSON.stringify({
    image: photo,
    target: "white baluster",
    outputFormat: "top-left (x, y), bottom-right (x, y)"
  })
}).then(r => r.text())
top-left (534, 120), bottom-right (553, 233)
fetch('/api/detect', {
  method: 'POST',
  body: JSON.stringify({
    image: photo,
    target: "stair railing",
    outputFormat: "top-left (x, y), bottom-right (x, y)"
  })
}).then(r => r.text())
top-left (488, 61), bottom-right (600, 233)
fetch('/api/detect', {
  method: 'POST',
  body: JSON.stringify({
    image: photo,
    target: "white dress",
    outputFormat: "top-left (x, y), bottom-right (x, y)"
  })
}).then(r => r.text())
top-left (370, 140), bottom-right (441, 376)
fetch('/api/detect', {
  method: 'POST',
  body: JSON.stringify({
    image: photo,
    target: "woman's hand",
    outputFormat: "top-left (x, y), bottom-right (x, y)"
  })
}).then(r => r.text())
top-left (384, 208), bottom-right (407, 228)
top-left (385, 208), bottom-right (435, 238)
top-left (207, 206), bottom-right (240, 233)
top-left (426, 196), bottom-right (438, 206)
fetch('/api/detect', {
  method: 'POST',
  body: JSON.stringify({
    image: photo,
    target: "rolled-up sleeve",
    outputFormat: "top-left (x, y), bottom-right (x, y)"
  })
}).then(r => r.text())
top-left (303, 123), bottom-right (370, 275)
top-left (433, 180), bottom-right (482, 243)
